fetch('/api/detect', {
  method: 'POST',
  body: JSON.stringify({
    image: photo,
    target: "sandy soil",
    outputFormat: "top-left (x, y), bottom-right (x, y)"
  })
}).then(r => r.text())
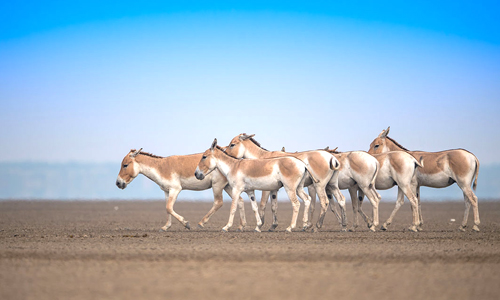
top-left (1, 199), bottom-right (499, 300)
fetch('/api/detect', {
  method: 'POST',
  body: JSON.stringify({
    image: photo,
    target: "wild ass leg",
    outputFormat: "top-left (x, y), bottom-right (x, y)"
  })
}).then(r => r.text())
top-left (319, 186), bottom-right (346, 231)
top-left (269, 191), bottom-right (279, 231)
top-left (359, 185), bottom-right (380, 232)
top-left (164, 188), bottom-right (190, 229)
top-left (259, 191), bottom-right (271, 225)
top-left (296, 187), bottom-right (312, 231)
top-left (198, 185), bottom-right (224, 229)
top-left (416, 185), bottom-right (424, 231)
top-left (222, 190), bottom-right (244, 232)
top-left (400, 185), bottom-right (420, 232)
top-left (197, 186), bottom-right (246, 229)
top-left (237, 196), bottom-right (247, 231)
top-left (348, 186), bottom-right (360, 231)
top-left (307, 185), bottom-right (317, 229)
top-left (381, 188), bottom-right (404, 231)
top-left (314, 185), bottom-right (333, 231)
top-left (284, 187), bottom-right (301, 232)
top-left (355, 190), bottom-right (375, 231)
top-left (160, 191), bottom-right (173, 231)
top-left (326, 187), bottom-right (342, 225)
top-left (458, 183), bottom-right (480, 232)
top-left (246, 191), bottom-right (263, 232)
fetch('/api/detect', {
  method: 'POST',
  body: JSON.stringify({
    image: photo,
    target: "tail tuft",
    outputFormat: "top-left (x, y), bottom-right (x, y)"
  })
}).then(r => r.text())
top-left (418, 156), bottom-right (424, 168)
top-left (473, 157), bottom-right (479, 191)
top-left (330, 157), bottom-right (340, 171)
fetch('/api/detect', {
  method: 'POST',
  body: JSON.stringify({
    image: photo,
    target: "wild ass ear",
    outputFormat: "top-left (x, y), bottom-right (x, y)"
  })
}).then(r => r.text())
top-left (210, 138), bottom-right (217, 151)
top-left (379, 126), bottom-right (390, 139)
top-left (332, 147), bottom-right (338, 152)
top-left (281, 146), bottom-right (286, 152)
top-left (324, 146), bottom-right (329, 151)
top-left (239, 133), bottom-right (255, 141)
top-left (130, 148), bottom-right (142, 158)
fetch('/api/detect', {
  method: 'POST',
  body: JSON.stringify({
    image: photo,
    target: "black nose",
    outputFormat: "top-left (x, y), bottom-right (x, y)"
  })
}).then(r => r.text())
top-left (116, 181), bottom-right (120, 187)
top-left (194, 171), bottom-right (204, 180)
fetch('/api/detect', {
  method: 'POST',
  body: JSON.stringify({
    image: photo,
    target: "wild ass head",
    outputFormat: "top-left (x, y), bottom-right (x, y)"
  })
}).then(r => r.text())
top-left (116, 148), bottom-right (142, 189)
top-left (225, 133), bottom-right (255, 158)
top-left (195, 139), bottom-right (219, 180)
top-left (368, 126), bottom-right (391, 154)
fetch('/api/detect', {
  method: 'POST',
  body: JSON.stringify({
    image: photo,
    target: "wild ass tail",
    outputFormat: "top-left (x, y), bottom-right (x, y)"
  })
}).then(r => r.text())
top-left (305, 155), bottom-right (340, 184)
top-left (473, 156), bottom-right (480, 191)
top-left (369, 161), bottom-right (379, 190)
top-left (305, 166), bottom-right (320, 184)
top-left (416, 156), bottom-right (424, 168)
top-left (290, 156), bottom-right (320, 184)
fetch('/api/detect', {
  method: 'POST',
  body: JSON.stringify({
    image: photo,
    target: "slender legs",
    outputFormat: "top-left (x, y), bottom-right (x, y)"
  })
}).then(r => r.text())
top-left (458, 184), bottom-right (480, 232)
top-left (247, 191), bottom-right (263, 232)
top-left (161, 189), bottom-right (190, 231)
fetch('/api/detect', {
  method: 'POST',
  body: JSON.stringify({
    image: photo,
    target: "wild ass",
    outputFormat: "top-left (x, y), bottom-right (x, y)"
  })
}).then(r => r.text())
top-left (366, 151), bottom-right (424, 232)
top-left (224, 133), bottom-right (343, 231)
top-left (368, 127), bottom-right (480, 232)
top-left (319, 149), bottom-right (381, 231)
top-left (116, 149), bottom-right (246, 231)
top-left (195, 139), bottom-right (315, 232)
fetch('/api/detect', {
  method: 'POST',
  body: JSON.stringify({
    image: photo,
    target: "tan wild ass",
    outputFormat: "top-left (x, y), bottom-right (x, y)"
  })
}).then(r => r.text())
top-left (365, 151), bottom-right (424, 232)
top-left (116, 149), bottom-right (246, 231)
top-left (319, 148), bottom-right (381, 231)
top-left (368, 127), bottom-right (480, 232)
top-left (225, 133), bottom-right (343, 231)
top-left (195, 139), bottom-right (315, 232)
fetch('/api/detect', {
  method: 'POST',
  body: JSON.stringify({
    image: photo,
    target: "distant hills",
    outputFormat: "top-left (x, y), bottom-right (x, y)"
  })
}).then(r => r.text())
top-left (0, 162), bottom-right (499, 201)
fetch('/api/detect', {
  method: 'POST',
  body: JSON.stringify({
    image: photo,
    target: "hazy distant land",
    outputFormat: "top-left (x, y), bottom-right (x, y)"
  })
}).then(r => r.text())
top-left (1, 162), bottom-right (499, 201)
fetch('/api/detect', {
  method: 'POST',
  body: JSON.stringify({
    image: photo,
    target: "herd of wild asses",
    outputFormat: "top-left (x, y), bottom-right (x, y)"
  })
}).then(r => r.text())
top-left (116, 127), bottom-right (480, 233)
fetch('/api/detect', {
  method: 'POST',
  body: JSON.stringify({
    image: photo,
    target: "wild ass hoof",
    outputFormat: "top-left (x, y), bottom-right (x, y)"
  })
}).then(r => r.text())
top-left (221, 227), bottom-right (229, 233)
top-left (381, 223), bottom-right (389, 231)
top-left (369, 225), bottom-right (376, 232)
top-left (285, 227), bottom-right (293, 233)
top-left (197, 223), bottom-right (205, 229)
top-left (408, 226), bottom-right (418, 232)
top-left (348, 227), bottom-right (356, 232)
top-left (341, 227), bottom-right (348, 232)
top-left (472, 225), bottom-right (480, 232)
top-left (184, 222), bottom-right (191, 230)
top-left (159, 228), bottom-right (168, 232)
top-left (268, 224), bottom-right (278, 232)
top-left (254, 227), bottom-right (261, 233)
top-left (417, 225), bottom-right (424, 232)
top-left (459, 225), bottom-right (466, 232)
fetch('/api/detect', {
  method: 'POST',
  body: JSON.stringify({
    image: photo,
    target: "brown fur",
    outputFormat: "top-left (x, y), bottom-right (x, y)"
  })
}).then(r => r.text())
top-left (347, 152), bottom-right (370, 174)
top-left (238, 159), bottom-right (276, 178)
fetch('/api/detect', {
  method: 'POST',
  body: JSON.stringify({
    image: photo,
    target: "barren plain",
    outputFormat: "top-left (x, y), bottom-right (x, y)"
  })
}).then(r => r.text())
top-left (1, 200), bottom-right (499, 300)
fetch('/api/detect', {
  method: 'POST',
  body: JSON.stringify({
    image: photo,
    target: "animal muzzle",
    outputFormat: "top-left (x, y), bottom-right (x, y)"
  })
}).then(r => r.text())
top-left (194, 168), bottom-right (205, 180)
top-left (116, 177), bottom-right (127, 189)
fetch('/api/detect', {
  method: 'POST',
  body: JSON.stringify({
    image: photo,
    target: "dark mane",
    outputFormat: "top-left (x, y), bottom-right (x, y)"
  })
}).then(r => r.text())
top-left (248, 137), bottom-right (269, 151)
top-left (326, 149), bottom-right (342, 154)
top-left (386, 137), bottom-right (410, 151)
top-left (130, 149), bottom-right (164, 159)
top-left (215, 145), bottom-right (241, 160)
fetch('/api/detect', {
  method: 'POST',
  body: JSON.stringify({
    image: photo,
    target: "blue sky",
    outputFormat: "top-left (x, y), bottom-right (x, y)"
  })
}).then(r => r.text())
top-left (1, 1), bottom-right (499, 165)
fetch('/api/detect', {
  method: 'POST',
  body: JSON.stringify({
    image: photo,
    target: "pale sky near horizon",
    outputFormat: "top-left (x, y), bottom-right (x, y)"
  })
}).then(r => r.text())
top-left (1, 1), bottom-right (499, 165)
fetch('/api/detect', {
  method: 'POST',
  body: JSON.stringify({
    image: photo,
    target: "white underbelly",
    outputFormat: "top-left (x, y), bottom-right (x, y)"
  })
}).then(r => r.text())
top-left (337, 173), bottom-right (356, 190)
top-left (417, 172), bottom-right (453, 188)
top-left (242, 176), bottom-right (283, 191)
top-left (375, 175), bottom-right (397, 190)
top-left (181, 176), bottom-right (213, 191)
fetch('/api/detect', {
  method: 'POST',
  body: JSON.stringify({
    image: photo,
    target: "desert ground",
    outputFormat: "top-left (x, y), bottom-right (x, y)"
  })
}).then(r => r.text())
top-left (1, 199), bottom-right (499, 300)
